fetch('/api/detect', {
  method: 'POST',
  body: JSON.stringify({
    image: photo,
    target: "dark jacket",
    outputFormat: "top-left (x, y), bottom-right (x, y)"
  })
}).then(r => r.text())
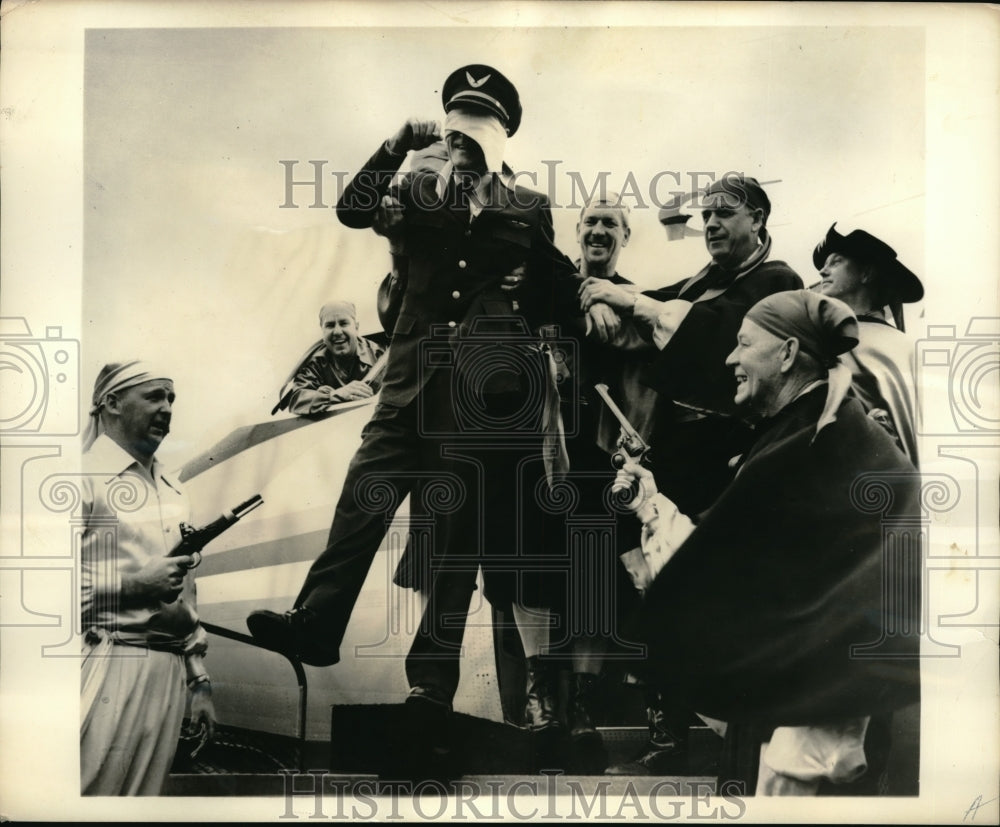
top-left (638, 387), bottom-right (922, 726)
top-left (642, 259), bottom-right (803, 418)
top-left (271, 336), bottom-right (386, 416)
top-left (336, 142), bottom-right (582, 409)
top-left (639, 251), bottom-right (803, 516)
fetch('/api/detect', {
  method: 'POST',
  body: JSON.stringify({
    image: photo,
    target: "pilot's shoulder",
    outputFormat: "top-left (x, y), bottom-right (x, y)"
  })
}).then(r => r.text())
top-left (503, 178), bottom-right (551, 222)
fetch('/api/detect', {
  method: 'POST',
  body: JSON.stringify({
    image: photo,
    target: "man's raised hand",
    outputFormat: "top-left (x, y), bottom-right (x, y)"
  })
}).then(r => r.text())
top-left (387, 118), bottom-right (442, 156)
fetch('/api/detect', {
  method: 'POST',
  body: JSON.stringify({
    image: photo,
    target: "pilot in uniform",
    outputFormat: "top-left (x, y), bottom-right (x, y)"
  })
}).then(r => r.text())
top-left (248, 66), bottom-right (583, 747)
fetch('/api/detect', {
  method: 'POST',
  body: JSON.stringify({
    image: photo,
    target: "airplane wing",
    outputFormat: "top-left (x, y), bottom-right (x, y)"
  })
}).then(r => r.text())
top-left (178, 399), bottom-right (374, 485)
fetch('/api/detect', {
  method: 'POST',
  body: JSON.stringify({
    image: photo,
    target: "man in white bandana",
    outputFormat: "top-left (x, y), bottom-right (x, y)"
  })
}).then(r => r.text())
top-left (248, 64), bottom-right (585, 773)
top-left (80, 360), bottom-right (215, 795)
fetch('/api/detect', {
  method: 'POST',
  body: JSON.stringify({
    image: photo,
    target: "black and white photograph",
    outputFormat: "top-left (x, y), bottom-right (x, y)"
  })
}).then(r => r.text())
top-left (0, 1), bottom-right (997, 822)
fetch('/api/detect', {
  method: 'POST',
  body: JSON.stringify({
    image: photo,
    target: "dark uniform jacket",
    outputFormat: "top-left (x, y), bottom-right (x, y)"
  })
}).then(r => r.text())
top-left (336, 142), bottom-right (583, 410)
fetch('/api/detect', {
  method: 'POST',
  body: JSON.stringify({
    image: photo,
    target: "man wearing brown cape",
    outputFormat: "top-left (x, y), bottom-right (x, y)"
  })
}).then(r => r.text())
top-left (614, 290), bottom-right (921, 795)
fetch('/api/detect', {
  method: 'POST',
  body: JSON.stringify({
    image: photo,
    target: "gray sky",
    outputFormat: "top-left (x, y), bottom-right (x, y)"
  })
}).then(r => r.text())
top-left (83, 24), bottom-right (928, 464)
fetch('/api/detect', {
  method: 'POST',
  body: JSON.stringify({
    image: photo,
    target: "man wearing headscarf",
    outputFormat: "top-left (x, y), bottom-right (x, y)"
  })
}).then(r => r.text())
top-left (80, 361), bottom-right (215, 795)
top-left (247, 65), bottom-right (584, 768)
top-left (613, 291), bottom-right (921, 795)
top-left (579, 174), bottom-right (804, 775)
top-left (813, 223), bottom-right (924, 464)
top-left (272, 300), bottom-right (386, 416)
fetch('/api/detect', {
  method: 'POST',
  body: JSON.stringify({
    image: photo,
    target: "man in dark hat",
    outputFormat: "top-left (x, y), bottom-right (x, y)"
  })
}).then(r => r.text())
top-left (247, 64), bottom-right (583, 763)
top-left (813, 223), bottom-right (924, 463)
top-left (578, 173), bottom-right (803, 775)
top-left (613, 290), bottom-right (921, 795)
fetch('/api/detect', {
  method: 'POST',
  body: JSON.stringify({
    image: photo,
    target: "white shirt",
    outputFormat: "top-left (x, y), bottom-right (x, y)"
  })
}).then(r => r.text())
top-left (80, 434), bottom-right (205, 654)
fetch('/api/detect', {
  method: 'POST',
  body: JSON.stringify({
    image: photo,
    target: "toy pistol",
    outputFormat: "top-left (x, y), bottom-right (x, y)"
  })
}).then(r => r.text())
top-left (170, 494), bottom-right (264, 569)
top-left (594, 383), bottom-right (651, 469)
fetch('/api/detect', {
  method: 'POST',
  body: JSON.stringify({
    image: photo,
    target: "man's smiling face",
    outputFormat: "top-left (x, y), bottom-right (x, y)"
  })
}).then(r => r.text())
top-left (725, 319), bottom-right (787, 414)
top-left (321, 310), bottom-right (360, 359)
top-left (577, 203), bottom-right (630, 272)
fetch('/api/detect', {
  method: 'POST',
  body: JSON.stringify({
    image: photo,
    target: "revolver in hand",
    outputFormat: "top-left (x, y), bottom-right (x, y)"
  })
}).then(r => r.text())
top-left (594, 383), bottom-right (651, 469)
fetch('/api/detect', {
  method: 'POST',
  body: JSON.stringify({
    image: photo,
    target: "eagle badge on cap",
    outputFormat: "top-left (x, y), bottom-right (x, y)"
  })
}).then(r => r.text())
top-left (443, 64), bottom-right (522, 136)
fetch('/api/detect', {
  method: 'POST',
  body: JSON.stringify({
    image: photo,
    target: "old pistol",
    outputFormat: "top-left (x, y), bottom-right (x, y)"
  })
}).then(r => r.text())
top-left (171, 494), bottom-right (264, 569)
top-left (594, 383), bottom-right (651, 469)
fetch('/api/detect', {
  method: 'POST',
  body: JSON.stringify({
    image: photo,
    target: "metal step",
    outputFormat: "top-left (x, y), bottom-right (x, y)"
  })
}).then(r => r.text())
top-left (163, 705), bottom-right (723, 795)
top-left (328, 704), bottom-right (721, 777)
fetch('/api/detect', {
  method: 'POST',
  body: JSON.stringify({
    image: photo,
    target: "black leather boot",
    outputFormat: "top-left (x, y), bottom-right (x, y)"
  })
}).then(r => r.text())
top-left (388, 686), bottom-right (455, 781)
top-left (605, 694), bottom-right (689, 776)
top-left (246, 606), bottom-right (339, 666)
top-left (566, 672), bottom-right (609, 774)
top-left (524, 656), bottom-right (562, 732)
top-left (524, 656), bottom-right (566, 772)
top-left (568, 672), bottom-right (600, 741)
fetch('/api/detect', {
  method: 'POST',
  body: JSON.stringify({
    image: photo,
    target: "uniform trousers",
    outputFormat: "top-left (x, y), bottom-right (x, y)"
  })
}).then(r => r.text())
top-left (296, 379), bottom-right (551, 703)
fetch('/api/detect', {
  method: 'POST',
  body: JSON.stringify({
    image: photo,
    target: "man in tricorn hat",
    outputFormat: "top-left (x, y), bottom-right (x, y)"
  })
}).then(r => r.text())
top-left (813, 223), bottom-right (924, 463)
top-left (613, 290), bottom-right (921, 795)
top-left (577, 174), bottom-right (803, 775)
top-left (248, 64), bottom-right (583, 765)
